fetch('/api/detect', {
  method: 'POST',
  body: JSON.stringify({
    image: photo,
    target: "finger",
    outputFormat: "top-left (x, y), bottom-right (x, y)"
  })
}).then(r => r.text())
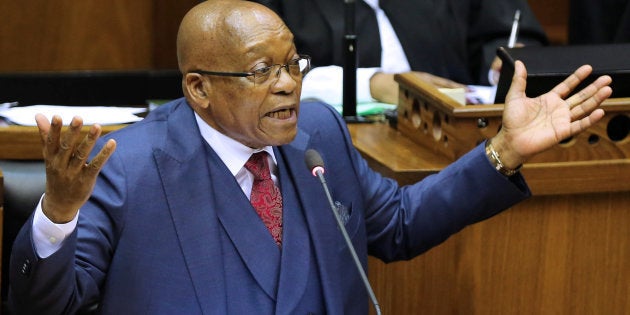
top-left (505, 60), bottom-right (528, 101)
top-left (565, 75), bottom-right (612, 110)
top-left (45, 115), bottom-right (64, 158)
top-left (570, 84), bottom-right (612, 120)
top-left (57, 116), bottom-right (85, 165)
top-left (84, 139), bottom-right (117, 174)
top-left (570, 108), bottom-right (606, 136)
top-left (69, 123), bottom-right (104, 168)
top-left (489, 57), bottom-right (502, 86)
top-left (550, 64), bottom-right (593, 98)
top-left (490, 56), bottom-right (502, 72)
top-left (35, 113), bottom-right (52, 148)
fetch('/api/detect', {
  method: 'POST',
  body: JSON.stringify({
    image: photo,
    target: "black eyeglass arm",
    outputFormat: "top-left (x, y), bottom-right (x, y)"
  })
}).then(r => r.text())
top-left (189, 70), bottom-right (253, 78)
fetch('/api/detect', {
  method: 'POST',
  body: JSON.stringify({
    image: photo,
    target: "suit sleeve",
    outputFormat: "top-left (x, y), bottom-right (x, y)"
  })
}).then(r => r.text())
top-left (299, 101), bottom-right (531, 263)
top-left (361, 141), bottom-right (530, 262)
top-left (8, 141), bottom-right (126, 315)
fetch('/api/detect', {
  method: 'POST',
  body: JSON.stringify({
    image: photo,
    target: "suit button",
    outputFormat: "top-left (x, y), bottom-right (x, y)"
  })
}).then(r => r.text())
top-left (20, 259), bottom-right (31, 276)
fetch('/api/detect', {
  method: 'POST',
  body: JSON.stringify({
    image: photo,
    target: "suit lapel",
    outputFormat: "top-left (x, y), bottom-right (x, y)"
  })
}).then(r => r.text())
top-left (273, 143), bottom-right (313, 313)
top-left (153, 102), bottom-right (228, 314)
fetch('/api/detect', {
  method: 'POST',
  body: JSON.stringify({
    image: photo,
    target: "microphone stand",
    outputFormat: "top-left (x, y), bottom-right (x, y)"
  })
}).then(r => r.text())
top-left (304, 149), bottom-right (382, 315)
top-left (314, 169), bottom-right (382, 315)
top-left (342, 0), bottom-right (369, 123)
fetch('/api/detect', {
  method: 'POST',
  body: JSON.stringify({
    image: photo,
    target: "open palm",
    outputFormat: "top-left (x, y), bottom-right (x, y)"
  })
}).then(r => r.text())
top-left (498, 60), bottom-right (612, 162)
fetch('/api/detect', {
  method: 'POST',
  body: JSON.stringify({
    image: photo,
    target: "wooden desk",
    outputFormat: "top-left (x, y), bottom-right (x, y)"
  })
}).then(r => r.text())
top-left (347, 122), bottom-right (630, 315)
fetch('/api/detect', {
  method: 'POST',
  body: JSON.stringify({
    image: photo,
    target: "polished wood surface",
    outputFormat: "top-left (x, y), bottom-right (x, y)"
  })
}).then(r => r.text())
top-left (366, 193), bottom-right (629, 315)
top-left (346, 123), bottom-right (630, 315)
top-left (0, 0), bottom-right (198, 71)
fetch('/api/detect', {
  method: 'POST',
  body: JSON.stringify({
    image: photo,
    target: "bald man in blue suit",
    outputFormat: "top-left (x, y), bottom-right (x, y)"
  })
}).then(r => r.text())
top-left (8, 0), bottom-right (612, 314)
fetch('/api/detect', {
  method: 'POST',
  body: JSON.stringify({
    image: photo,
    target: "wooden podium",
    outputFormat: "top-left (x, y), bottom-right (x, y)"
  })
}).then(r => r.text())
top-left (395, 72), bottom-right (630, 195)
top-left (349, 73), bottom-right (630, 314)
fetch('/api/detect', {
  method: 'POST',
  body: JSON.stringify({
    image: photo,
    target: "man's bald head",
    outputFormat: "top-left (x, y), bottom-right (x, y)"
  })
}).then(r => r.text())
top-left (176, 0), bottom-right (287, 74)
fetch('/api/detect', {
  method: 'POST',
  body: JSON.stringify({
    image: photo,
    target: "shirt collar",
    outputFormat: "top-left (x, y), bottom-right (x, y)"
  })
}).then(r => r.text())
top-left (194, 113), bottom-right (277, 176)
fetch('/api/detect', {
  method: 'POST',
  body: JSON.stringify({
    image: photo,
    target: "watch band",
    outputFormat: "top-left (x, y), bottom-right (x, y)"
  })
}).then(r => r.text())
top-left (485, 140), bottom-right (522, 177)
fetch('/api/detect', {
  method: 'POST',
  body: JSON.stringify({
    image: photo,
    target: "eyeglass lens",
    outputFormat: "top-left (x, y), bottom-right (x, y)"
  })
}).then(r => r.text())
top-left (254, 58), bottom-right (309, 83)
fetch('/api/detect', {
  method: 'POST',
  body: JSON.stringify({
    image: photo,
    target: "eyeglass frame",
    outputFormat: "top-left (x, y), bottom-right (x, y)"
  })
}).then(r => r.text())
top-left (188, 54), bottom-right (311, 84)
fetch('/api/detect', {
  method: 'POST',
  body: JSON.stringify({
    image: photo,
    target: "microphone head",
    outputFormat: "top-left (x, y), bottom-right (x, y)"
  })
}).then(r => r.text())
top-left (305, 149), bottom-right (325, 177)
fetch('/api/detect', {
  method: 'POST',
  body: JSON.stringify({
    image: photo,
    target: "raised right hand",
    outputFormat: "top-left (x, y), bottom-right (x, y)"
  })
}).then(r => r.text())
top-left (35, 114), bottom-right (117, 223)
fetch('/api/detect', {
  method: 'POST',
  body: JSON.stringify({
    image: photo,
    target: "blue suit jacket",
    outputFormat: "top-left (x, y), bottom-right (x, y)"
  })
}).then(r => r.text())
top-left (9, 99), bottom-right (530, 314)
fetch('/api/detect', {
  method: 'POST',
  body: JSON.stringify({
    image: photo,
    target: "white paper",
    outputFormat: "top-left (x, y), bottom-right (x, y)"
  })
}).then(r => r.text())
top-left (300, 65), bottom-right (379, 107)
top-left (466, 85), bottom-right (497, 105)
top-left (0, 105), bottom-right (146, 126)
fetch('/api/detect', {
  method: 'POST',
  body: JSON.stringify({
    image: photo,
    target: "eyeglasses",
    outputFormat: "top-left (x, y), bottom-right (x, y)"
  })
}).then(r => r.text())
top-left (189, 55), bottom-right (311, 85)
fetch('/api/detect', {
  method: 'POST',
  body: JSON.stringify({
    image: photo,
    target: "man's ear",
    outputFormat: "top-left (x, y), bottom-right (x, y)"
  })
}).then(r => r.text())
top-left (183, 73), bottom-right (210, 108)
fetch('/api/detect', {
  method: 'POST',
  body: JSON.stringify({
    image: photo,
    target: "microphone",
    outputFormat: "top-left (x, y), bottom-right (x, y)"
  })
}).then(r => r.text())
top-left (304, 149), bottom-right (382, 315)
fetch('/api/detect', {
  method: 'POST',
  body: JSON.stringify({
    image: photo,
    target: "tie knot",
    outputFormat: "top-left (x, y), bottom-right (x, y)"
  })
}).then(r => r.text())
top-left (245, 152), bottom-right (271, 180)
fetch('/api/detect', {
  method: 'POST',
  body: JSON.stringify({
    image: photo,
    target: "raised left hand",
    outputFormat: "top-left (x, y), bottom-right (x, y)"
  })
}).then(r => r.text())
top-left (491, 60), bottom-right (612, 169)
top-left (35, 114), bottom-right (117, 223)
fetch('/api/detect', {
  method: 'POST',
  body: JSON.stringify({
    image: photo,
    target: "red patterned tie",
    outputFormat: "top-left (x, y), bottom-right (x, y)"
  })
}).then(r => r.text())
top-left (245, 152), bottom-right (283, 246)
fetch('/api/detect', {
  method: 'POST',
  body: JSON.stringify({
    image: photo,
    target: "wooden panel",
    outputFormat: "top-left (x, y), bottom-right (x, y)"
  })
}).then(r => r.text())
top-left (0, 0), bottom-right (198, 71)
top-left (367, 193), bottom-right (630, 315)
top-left (0, 1), bottom-right (153, 71)
top-left (348, 122), bottom-right (630, 315)
top-left (152, 1), bottom-right (200, 69)
top-left (0, 167), bottom-right (3, 208)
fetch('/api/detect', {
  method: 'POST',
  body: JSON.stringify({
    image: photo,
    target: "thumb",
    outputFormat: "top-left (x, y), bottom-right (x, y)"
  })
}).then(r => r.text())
top-left (505, 60), bottom-right (528, 102)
